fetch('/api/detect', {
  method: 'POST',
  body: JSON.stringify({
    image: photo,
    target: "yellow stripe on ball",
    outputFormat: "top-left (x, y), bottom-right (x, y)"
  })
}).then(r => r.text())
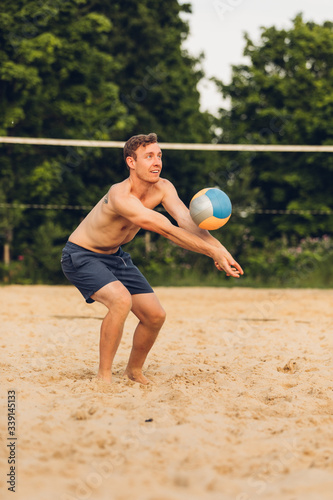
top-left (191, 188), bottom-right (209, 201)
top-left (198, 214), bottom-right (231, 230)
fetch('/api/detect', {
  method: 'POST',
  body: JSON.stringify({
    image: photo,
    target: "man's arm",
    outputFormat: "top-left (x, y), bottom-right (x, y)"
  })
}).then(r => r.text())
top-left (161, 180), bottom-right (243, 276)
top-left (111, 184), bottom-right (243, 278)
top-left (161, 180), bottom-right (223, 247)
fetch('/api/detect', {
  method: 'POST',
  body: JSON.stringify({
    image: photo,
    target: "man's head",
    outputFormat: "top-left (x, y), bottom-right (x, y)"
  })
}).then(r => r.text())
top-left (124, 133), bottom-right (158, 169)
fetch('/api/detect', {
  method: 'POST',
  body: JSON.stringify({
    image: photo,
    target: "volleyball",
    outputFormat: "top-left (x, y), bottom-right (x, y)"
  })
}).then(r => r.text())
top-left (189, 187), bottom-right (232, 230)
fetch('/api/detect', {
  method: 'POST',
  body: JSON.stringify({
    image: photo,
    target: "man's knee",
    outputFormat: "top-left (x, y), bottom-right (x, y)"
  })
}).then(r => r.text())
top-left (112, 289), bottom-right (132, 314)
top-left (159, 307), bottom-right (167, 324)
top-left (149, 305), bottom-right (166, 328)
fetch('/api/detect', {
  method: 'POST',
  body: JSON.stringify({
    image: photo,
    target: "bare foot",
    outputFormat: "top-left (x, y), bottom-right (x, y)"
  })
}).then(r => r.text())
top-left (123, 369), bottom-right (150, 385)
top-left (97, 371), bottom-right (112, 384)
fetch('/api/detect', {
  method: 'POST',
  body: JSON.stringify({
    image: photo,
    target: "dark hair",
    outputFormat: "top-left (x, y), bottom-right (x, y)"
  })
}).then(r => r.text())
top-left (123, 133), bottom-right (158, 166)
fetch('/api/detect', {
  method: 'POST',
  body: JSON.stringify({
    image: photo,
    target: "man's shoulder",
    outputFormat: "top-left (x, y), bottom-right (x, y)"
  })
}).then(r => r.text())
top-left (157, 177), bottom-right (176, 192)
top-left (109, 180), bottom-right (130, 197)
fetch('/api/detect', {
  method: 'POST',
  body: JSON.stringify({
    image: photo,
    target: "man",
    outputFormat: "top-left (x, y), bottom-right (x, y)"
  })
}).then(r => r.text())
top-left (61, 133), bottom-right (243, 385)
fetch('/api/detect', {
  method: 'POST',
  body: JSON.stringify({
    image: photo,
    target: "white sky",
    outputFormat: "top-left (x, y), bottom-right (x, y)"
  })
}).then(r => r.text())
top-left (181, 0), bottom-right (333, 114)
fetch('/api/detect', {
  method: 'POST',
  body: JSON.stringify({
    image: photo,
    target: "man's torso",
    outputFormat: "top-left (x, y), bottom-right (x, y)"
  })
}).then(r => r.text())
top-left (68, 178), bottom-right (166, 253)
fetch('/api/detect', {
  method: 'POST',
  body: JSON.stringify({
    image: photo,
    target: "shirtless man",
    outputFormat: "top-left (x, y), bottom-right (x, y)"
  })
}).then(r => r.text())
top-left (61, 133), bottom-right (243, 384)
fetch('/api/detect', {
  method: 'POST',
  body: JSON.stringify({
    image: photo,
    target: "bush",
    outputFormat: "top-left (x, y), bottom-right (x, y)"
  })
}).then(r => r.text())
top-left (1, 232), bottom-right (332, 288)
top-left (242, 235), bottom-right (333, 287)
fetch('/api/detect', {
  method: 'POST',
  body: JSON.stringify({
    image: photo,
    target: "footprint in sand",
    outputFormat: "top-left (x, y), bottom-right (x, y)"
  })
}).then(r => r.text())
top-left (277, 359), bottom-right (299, 374)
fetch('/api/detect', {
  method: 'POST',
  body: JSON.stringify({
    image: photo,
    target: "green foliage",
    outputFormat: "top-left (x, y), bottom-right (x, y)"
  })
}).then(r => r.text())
top-left (0, 1), bottom-right (129, 138)
top-left (216, 15), bottom-right (333, 241)
top-left (118, 231), bottom-right (333, 288)
top-left (1, 6), bottom-right (332, 287)
top-left (0, 0), bottom-right (216, 281)
top-left (0, 0), bottom-right (134, 265)
top-left (0, 216), bottom-right (68, 283)
top-left (241, 234), bottom-right (333, 287)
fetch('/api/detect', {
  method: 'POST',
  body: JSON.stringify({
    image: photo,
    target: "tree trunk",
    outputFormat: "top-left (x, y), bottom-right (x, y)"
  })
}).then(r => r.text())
top-left (144, 231), bottom-right (152, 255)
top-left (3, 228), bottom-right (13, 266)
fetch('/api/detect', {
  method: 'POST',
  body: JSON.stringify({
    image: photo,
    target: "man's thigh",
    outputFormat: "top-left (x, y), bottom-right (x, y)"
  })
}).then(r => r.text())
top-left (90, 281), bottom-right (132, 310)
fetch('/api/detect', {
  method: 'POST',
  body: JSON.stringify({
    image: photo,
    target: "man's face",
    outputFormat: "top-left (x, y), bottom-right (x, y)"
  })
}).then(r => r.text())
top-left (128, 142), bottom-right (162, 183)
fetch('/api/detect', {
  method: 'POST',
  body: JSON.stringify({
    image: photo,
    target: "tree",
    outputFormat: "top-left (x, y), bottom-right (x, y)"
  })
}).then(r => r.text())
top-left (215, 14), bottom-right (333, 242)
top-left (0, 0), bottom-right (133, 266)
top-left (93, 0), bottom-right (215, 199)
top-left (0, 0), bottom-right (216, 280)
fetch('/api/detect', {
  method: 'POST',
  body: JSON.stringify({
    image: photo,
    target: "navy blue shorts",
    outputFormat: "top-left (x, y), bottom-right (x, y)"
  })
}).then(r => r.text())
top-left (61, 241), bottom-right (153, 303)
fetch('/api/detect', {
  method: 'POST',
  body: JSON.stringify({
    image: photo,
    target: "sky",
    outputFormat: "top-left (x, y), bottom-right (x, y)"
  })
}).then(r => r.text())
top-left (180, 0), bottom-right (333, 114)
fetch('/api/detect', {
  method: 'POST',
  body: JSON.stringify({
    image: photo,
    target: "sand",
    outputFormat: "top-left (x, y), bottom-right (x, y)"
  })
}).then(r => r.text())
top-left (1, 285), bottom-right (333, 500)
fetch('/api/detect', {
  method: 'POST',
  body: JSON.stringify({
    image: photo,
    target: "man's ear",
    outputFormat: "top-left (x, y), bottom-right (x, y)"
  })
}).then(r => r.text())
top-left (126, 156), bottom-right (135, 169)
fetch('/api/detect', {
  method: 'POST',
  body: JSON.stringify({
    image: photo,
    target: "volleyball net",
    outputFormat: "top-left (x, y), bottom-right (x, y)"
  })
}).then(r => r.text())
top-left (1, 136), bottom-right (333, 152)
top-left (1, 136), bottom-right (332, 216)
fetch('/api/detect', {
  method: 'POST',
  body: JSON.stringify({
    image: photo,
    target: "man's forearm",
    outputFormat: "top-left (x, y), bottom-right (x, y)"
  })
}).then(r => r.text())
top-left (147, 211), bottom-right (242, 278)
top-left (192, 227), bottom-right (223, 249)
top-left (177, 214), bottom-right (223, 250)
top-left (163, 224), bottom-right (218, 260)
top-left (140, 209), bottom-right (219, 259)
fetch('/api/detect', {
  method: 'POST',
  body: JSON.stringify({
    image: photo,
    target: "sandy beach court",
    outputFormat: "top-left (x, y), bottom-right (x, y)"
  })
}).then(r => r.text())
top-left (1, 285), bottom-right (333, 500)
